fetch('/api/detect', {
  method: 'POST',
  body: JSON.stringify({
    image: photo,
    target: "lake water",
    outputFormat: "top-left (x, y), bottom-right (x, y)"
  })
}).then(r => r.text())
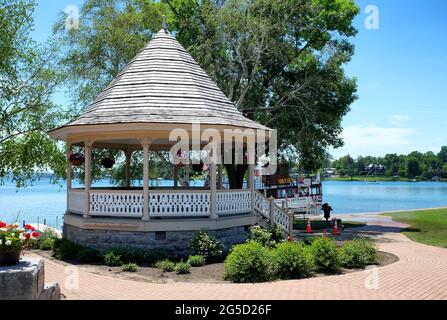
top-left (1, 179), bottom-right (447, 228)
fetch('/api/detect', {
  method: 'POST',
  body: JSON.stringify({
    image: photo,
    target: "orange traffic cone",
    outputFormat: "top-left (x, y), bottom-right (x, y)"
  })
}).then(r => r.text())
top-left (332, 218), bottom-right (340, 236)
top-left (306, 219), bottom-right (312, 234)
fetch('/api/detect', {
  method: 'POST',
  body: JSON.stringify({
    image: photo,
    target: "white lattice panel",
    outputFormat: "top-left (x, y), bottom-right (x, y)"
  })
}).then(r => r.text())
top-left (254, 191), bottom-right (270, 219)
top-left (89, 192), bottom-right (144, 217)
top-left (272, 205), bottom-right (290, 233)
top-left (217, 191), bottom-right (251, 215)
top-left (149, 192), bottom-right (211, 216)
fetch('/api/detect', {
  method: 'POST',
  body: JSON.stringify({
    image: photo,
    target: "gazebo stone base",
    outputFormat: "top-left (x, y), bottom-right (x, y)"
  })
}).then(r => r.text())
top-left (63, 220), bottom-right (252, 258)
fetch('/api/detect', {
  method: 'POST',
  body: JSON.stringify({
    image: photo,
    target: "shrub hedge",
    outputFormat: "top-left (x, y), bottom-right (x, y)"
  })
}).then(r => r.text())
top-left (308, 237), bottom-right (341, 274)
top-left (272, 242), bottom-right (314, 279)
top-left (339, 239), bottom-right (378, 268)
top-left (224, 241), bottom-right (275, 283)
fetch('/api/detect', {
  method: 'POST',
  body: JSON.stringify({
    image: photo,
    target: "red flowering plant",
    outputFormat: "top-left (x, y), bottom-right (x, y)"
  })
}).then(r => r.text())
top-left (0, 221), bottom-right (39, 253)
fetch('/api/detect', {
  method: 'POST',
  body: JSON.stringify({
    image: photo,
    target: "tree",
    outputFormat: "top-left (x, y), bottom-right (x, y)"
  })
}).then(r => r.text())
top-left (334, 154), bottom-right (355, 179)
top-left (438, 146), bottom-right (447, 164)
top-left (0, 0), bottom-right (67, 187)
top-left (53, 0), bottom-right (359, 188)
top-left (406, 157), bottom-right (422, 179)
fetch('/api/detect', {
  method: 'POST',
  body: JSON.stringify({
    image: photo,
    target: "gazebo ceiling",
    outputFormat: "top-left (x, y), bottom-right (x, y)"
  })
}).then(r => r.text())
top-left (49, 29), bottom-right (270, 141)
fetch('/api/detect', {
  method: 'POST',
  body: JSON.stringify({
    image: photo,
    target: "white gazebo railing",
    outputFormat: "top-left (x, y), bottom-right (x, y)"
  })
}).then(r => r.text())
top-left (217, 190), bottom-right (251, 215)
top-left (149, 190), bottom-right (211, 217)
top-left (89, 190), bottom-right (144, 217)
top-left (253, 191), bottom-right (292, 235)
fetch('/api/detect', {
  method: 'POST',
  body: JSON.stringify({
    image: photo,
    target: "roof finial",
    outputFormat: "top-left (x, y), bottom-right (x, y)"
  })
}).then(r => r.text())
top-left (162, 15), bottom-right (168, 32)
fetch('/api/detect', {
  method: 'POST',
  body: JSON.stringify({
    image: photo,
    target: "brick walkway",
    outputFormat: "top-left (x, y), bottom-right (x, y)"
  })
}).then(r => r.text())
top-left (31, 215), bottom-right (447, 300)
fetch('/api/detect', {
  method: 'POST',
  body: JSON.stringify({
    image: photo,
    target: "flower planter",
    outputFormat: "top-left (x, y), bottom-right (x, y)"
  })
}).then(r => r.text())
top-left (69, 153), bottom-right (85, 166)
top-left (101, 157), bottom-right (115, 169)
top-left (192, 162), bottom-right (204, 172)
top-left (0, 250), bottom-right (21, 266)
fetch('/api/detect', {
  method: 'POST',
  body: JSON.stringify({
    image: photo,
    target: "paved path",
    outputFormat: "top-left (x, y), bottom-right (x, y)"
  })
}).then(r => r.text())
top-left (31, 215), bottom-right (447, 300)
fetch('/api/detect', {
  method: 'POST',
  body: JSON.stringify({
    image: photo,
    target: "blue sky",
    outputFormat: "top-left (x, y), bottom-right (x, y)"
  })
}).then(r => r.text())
top-left (31, 0), bottom-right (447, 159)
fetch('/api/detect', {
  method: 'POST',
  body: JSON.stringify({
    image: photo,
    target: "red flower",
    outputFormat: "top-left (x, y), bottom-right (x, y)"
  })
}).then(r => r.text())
top-left (31, 227), bottom-right (35, 232)
top-left (25, 233), bottom-right (31, 239)
top-left (0, 221), bottom-right (6, 228)
top-left (32, 232), bottom-right (39, 238)
top-left (25, 224), bottom-right (32, 230)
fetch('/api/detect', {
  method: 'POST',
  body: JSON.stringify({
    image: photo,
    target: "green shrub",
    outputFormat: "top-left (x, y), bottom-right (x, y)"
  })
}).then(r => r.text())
top-left (77, 248), bottom-right (101, 263)
top-left (308, 237), bottom-right (341, 274)
top-left (247, 225), bottom-right (284, 248)
top-left (224, 241), bottom-right (275, 283)
top-left (39, 237), bottom-right (56, 250)
top-left (339, 239), bottom-right (378, 268)
top-left (144, 250), bottom-right (168, 264)
top-left (247, 226), bottom-right (275, 247)
top-left (174, 261), bottom-right (191, 274)
top-left (122, 263), bottom-right (138, 272)
top-left (104, 251), bottom-right (122, 266)
top-left (187, 255), bottom-right (205, 267)
top-left (52, 238), bottom-right (83, 261)
top-left (268, 224), bottom-right (285, 243)
top-left (272, 242), bottom-right (314, 279)
top-left (191, 231), bottom-right (224, 263)
top-left (155, 259), bottom-right (175, 272)
top-left (33, 229), bottom-right (59, 250)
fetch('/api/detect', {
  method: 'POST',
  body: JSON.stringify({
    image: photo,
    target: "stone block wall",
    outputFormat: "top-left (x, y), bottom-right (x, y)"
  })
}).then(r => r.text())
top-left (64, 224), bottom-right (249, 258)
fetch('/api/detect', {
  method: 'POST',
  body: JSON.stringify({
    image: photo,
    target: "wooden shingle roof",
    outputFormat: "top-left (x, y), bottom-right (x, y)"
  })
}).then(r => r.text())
top-left (56, 29), bottom-right (269, 131)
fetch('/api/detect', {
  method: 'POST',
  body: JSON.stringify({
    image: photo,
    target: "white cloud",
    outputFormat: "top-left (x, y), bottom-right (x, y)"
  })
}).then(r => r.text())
top-left (387, 114), bottom-right (410, 126)
top-left (331, 125), bottom-right (419, 158)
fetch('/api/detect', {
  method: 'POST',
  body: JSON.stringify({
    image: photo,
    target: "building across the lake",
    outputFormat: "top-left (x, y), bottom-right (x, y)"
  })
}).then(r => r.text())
top-left (49, 26), bottom-right (291, 256)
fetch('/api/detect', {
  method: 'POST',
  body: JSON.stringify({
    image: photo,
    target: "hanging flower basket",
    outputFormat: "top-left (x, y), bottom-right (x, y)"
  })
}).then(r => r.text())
top-left (69, 153), bottom-right (85, 166)
top-left (101, 157), bottom-right (115, 169)
top-left (0, 221), bottom-right (39, 266)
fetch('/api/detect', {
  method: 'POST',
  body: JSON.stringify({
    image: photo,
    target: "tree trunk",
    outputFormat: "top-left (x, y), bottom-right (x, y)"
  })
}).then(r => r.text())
top-left (225, 164), bottom-right (248, 189)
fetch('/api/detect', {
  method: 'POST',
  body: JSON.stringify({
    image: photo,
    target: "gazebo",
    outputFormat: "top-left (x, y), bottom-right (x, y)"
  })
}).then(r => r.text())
top-left (49, 26), bottom-right (290, 256)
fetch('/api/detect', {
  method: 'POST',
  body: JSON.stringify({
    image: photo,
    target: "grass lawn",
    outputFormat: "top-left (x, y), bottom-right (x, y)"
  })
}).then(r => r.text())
top-left (384, 208), bottom-right (447, 248)
top-left (293, 219), bottom-right (365, 230)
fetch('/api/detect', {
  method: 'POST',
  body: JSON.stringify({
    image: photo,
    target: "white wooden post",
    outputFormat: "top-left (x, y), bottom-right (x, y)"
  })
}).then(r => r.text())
top-left (210, 162), bottom-right (218, 219)
top-left (125, 147), bottom-right (132, 188)
top-left (185, 163), bottom-right (190, 187)
top-left (248, 164), bottom-right (255, 213)
top-left (174, 165), bottom-right (178, 188)
top-left (218, 164), bottom-right (223, 189)
top-left (142, 141), bottom-right (150, 221)
top-left (84, 141), bottom-right (93, 218)
top-left (66, 143), bottom-right (72, 212)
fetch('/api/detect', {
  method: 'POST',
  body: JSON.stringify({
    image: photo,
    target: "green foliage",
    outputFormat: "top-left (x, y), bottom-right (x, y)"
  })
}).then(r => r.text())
top-left (103, 250), bottom-right (122, 266)
top-left (33, 229), bottom-right (58, 250)
top-left (174, 261), bottom-right (191, 274)
top-left (308, 237), bottom-right (341, 274)
top-left (52, 238), bottom-right (83, 261)
top-left (247, 225), bottom-right (284, 248)
top-left (339, 239), bottom-right (378, 268)
top-left (332, 148), bottom-right (447, 180)
top-left (0, 0), bottom-right (67, 187)
top-left (191, 231), bottom-right (224, 263)
top-left (77, 248), bottom-right (101, 263)
top-left (272, 242), bottom-right (314, 279)
top-left (52, 0), bottom-right (360, 179)
top-left (155, 259), bottom-right (175, 272)
top-left (187, 255), bottom-right (205, 267)
top-left (224, 241), bottom-right (275, 283)
top-left (122, 263), bottom-right (138, 272)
